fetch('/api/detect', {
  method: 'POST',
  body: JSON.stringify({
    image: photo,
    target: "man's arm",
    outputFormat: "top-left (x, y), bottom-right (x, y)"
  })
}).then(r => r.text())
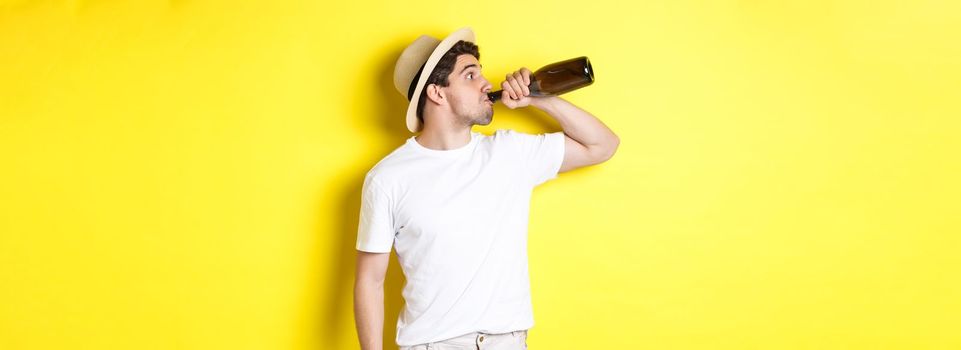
top-left (354, 251), bottom-right (390, 350)
top-left (530, 96), bottom-right (619, 173)
top-left (500, 68), bottom-right (620, 173)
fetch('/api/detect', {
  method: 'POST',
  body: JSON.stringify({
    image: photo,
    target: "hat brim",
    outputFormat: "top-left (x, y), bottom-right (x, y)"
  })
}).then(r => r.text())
top-left (405, 27), bottom-right (476, 133)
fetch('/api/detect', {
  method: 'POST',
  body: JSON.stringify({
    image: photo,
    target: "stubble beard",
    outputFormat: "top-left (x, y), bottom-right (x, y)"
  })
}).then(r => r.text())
top-left (454, 103), bottom-right (494, 128)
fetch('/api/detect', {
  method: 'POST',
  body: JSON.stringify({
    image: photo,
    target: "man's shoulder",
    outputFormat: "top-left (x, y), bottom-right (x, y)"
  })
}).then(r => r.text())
top-left (491, 129), bottom-right (518, 138)
top-left (489, 128), bottom-right (561, 147)
top-left (363, 140), bottom-right (418, 188)
top-left (488, 129), bottom-right (522, 145)
top-left (490, 128), bottom-right (556, 139)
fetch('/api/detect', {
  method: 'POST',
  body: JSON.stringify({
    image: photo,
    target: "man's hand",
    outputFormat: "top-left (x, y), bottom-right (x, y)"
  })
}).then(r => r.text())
top-left (500, 67), bottom-right (537, 109)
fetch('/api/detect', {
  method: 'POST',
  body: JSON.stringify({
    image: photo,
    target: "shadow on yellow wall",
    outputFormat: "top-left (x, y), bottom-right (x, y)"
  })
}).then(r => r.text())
top-left (319, 44), bottom-right (411, 350)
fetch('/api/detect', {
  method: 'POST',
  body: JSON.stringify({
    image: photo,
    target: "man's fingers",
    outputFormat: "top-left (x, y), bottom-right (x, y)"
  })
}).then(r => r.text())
top-left (501, 81), bottom-right (515, 100)
top-left (502, 69), bottom-right (534, 101)
top-left (508, 74), bottom-right (525, 98)
top-left (513, 71), bottom-right (530, 96)
top-left (499, 81), bottom-right (517, 109)
top-left (520, 67), bottom-right (531, 86)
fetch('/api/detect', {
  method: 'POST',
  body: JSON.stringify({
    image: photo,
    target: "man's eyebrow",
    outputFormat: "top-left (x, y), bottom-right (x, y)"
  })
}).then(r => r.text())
top-left (458, 64), bottom-right (481, 74)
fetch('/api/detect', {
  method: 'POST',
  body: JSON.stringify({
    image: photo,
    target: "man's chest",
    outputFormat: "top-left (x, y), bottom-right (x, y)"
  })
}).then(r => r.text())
top-left (390, 163), bottom-right (529, 239)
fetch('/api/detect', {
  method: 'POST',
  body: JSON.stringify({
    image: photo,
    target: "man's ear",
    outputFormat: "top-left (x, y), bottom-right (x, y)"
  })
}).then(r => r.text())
top-left (425, 84), bottom-right (447, 106)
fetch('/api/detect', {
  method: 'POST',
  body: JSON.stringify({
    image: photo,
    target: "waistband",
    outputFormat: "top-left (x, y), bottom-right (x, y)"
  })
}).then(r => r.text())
top-left (436, 329), bottom-right (527, 345)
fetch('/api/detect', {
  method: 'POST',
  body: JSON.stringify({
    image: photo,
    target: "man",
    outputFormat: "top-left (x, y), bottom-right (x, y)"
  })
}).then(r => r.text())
top-left (353, 27), bottom-right (619, 350)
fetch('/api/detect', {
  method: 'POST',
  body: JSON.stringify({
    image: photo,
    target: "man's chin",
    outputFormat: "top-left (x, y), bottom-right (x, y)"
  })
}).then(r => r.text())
top-left (478, 113), bottom-right (493, 126)
top-left (470, 109), bottom-right (493, 126)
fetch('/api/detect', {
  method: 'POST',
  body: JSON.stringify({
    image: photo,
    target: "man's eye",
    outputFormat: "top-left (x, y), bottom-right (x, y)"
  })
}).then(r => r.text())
top-left (467, 73), bottom-right (473, 80)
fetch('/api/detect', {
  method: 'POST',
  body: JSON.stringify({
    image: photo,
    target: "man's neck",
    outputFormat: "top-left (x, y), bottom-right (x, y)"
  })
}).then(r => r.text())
top-left (414, 126), bottom-right (473, 151)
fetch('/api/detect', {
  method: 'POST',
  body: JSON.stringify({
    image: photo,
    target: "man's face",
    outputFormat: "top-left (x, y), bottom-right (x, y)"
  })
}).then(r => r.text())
top-left (443, 54), bottom-right (494, 127)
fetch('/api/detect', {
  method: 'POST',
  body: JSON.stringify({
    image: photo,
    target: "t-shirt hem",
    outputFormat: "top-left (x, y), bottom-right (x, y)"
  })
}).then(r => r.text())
top-left (355, 245), bottom-right (392, 253)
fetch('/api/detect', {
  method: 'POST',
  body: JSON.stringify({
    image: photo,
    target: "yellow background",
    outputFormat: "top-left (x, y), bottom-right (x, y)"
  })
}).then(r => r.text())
top-left (2, 0), bottom-right (959, 349)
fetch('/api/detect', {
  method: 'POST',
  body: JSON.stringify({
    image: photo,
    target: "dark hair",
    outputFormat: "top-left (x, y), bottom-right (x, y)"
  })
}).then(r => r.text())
top-left (415, 40), bottom-right (480, 122)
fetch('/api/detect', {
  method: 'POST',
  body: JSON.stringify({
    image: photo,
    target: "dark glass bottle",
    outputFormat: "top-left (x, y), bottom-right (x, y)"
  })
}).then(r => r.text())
top-left (488, 56), bottom-right (595, 102)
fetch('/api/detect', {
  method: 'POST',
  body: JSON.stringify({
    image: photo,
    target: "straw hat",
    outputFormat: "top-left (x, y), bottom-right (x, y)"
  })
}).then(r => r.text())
top-left (393, 27), bottom-right (475, 133)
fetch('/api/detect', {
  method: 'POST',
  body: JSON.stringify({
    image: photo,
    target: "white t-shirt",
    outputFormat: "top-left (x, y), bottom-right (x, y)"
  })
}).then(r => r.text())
top-left (356, 129), bottom-right (566, 346)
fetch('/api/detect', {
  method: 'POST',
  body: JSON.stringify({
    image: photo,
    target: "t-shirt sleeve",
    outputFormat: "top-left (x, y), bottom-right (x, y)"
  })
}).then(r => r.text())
top-left (500, 129), bottom-right (567, 186)
top-left (356, 176), bottom-right (395, 253)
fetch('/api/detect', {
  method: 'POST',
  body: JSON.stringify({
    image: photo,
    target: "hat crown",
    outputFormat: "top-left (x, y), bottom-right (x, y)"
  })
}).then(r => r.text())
top-left (393, 35), bottom-right (441, 100)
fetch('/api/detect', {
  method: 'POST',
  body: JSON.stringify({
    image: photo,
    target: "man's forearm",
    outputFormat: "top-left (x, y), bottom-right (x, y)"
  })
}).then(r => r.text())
top-left (531, 96), bottom-right (619, 152)
top-left (354, 281), bottom-right (385, 350)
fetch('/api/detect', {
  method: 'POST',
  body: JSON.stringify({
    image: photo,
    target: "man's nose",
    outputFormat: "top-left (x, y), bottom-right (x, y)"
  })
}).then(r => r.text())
top-left (480, 76), bottom-right (492, 92)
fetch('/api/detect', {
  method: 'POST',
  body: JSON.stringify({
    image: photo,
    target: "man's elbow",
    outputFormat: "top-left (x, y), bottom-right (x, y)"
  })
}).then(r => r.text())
top-left (594, 134), bottom-right (620, 163)
top-left (354, 277), bottom-right (385, 298)
top-left (356, 275), bottom-right (386, 287)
